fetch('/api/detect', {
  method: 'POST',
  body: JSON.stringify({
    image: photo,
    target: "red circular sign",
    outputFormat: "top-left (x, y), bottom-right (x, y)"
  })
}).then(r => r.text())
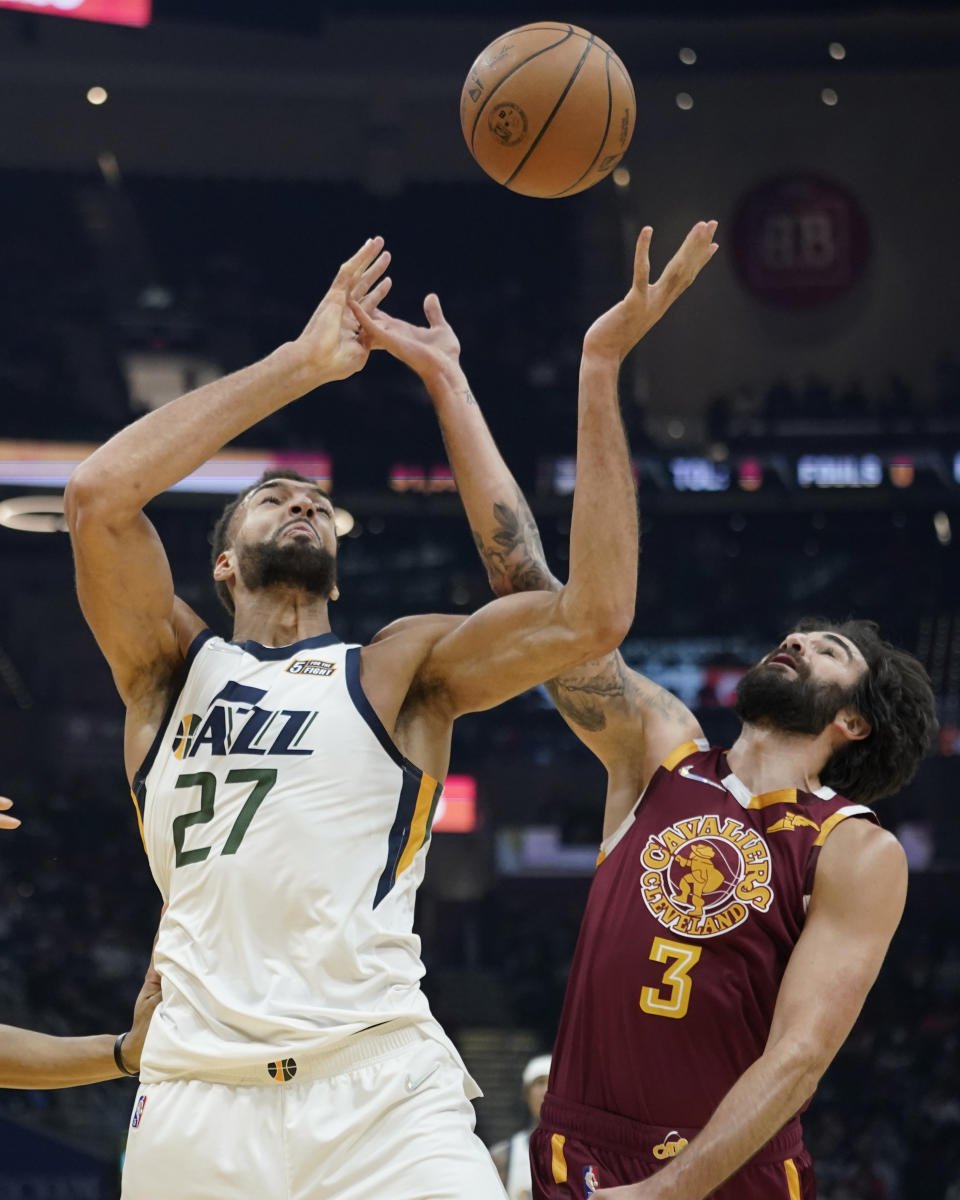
top-left (731, 174), bottom-right (870, 307)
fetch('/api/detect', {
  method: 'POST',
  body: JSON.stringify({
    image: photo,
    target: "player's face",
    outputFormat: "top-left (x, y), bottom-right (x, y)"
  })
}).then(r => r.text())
top-left (734, 630), bottom-right (868, 736)
top-left (232, 480), bottom-right (338, 600)
top-left (764, 630), bottom-right (866, 687)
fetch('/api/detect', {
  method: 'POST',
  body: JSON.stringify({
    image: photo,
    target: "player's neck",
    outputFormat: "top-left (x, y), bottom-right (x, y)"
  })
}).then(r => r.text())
top-left (726, 722), bottom-right (831, 796)
top-left (231, 589), bottom-right (333, 648)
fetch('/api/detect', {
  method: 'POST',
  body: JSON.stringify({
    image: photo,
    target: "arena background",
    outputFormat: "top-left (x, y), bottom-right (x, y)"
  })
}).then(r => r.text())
top-left (0, 0), bottom-right (958, 1196)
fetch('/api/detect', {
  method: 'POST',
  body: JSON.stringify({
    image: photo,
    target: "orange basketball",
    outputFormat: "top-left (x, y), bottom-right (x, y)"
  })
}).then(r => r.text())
top-left (460, 22), bottom-right (636, 199)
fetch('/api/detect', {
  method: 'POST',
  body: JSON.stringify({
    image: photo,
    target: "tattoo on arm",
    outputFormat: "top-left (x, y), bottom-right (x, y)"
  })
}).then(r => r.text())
top-left (547, 654), bottom-right (691, 734)
top-left (546, 654), bottom-right (629, 732)
top-left (471, 484), bottom-right (560, 595)
top-left (462, 387), bottom-right (476, 407)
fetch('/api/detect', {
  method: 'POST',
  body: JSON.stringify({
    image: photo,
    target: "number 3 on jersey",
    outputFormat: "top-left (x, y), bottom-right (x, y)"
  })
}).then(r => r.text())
top-left (639, 936), bottom-right (701, 1020)
top-left (173, 769), bottom-right (277, 867)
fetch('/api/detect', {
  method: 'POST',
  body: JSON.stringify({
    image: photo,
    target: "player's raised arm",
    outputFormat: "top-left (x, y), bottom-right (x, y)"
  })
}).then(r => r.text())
top-left (356, 225), bottom-right (715, 729)
top-left (591, 819), bottom-right (907, 1200)
top-left (351, 287), bottom-right (561, 599)
top-left (65, 239), bottom-right (391, 708)
top-left (355, 224), bottom-right (715, 828)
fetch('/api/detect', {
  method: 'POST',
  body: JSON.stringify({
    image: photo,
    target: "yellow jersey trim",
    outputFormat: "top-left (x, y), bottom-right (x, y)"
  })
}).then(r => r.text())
top-left (784, 1157), bottom-right (802, 1200)
top-left (129, 788), bottom-right (147, 855)
top-left (813, 810), bottom-right (852, 847)
top-left (395, 773), bottom-right (440, 879)
top-left (661, 740), bottom-right (701, 773)
top-left (747, 788), bottom-right (798, 810)
top-left (551, 1132), bottom-right (568, 1184)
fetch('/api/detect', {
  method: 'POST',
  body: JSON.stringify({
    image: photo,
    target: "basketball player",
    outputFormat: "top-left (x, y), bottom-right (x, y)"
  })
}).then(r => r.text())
top-left (371, 224), bottom-right (938, 1198)
top-left (63, 229), bottom-right (709, 1199)
top-left (0, 799), bottom-right (161, 1086)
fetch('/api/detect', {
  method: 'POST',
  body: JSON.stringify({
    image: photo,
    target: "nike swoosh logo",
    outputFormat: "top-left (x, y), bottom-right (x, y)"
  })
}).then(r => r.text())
top-left (678, 765), bottom-right (726, 792)
top-left (404, 1063), bottom-right (440, 1092)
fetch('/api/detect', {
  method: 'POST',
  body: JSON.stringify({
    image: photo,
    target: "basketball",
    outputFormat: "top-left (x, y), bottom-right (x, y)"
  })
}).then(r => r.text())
top-left (460, 22), bottom-right (636, 198)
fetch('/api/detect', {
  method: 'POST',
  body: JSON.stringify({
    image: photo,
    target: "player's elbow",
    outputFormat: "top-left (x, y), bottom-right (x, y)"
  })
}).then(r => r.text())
top-left (65, 461), bottom-right (134, 533)
top-left (571, 607), bottom-right (632, 658)
top-left (64, 466), bottom-right (101, 533)
top-left (772, 1034), bottom-right (831, 1103)
top-left (561, 580), bottom-right (635, 655)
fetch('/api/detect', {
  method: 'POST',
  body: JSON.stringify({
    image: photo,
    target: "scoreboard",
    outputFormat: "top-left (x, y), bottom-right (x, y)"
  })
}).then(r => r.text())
top-left (540, 449), bottom-right (954, 496)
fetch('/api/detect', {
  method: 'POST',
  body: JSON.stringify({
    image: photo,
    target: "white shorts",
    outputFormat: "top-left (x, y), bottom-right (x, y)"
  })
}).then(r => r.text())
top-left (121, 1025), bottom-right (506, 1200)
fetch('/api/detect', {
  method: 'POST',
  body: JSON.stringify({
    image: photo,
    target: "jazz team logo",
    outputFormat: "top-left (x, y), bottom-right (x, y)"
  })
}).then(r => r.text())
top-left (639, 815), bottom-right (774, 938)
top-left (171, 681), bottom-right (319, 759)
top-left (171, 713), bottom-right (202, 759)
top-left (267, 1057), bottom-right (298, 1083)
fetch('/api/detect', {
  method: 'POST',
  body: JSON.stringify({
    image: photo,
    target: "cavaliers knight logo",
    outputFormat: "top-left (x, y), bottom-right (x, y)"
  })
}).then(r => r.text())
top-left (639, 815), bottom-right (774, 939)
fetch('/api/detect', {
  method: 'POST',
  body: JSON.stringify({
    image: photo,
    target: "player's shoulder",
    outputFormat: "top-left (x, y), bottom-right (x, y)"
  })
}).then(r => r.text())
top-left (819, 813), bottom-right (903, 864)
top-left (369, 612), bottom-right (466, 650)
top-left (363, 613), bottom-right (467, 692)
top-left (808, 817), bottom-right (908, 939)
top-left (173, 596), bottom-right (209, 656)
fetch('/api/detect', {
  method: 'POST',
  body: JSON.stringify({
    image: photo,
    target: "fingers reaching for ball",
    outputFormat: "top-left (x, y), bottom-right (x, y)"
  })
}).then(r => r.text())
top-left (650, 220), bottom-right (719, 297)
top-left (351, 245), bottom-right (392, 312)
top-left (583, 219), bottom-right (719, 363)
top-left (0, 797), bottom-right (20, 831)
top-left (631, 226), bottom-right (653, 290)
top-left (422, 294), bottom-right (449, 329)
top-left (349, 292), bottom-right (463, 381)
top-left (334, 237), bottom-right (386, 294)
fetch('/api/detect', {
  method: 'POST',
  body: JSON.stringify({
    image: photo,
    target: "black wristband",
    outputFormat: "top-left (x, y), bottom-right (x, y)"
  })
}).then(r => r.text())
top-left (113, 1032), bottom-right (138, 1077)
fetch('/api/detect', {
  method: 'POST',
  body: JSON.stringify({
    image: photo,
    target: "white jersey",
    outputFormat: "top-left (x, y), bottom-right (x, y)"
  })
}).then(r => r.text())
top-left (134, 630), bottom-right (474, 1089)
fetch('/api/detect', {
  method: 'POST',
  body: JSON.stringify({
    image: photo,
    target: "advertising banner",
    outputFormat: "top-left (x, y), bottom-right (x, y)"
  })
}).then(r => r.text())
top-left (0, 0), bottom-right (151, 28)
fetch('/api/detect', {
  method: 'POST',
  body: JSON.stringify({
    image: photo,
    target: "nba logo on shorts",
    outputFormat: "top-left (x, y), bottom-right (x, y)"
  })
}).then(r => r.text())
top-left (131, 1095), bottom-right (147, 1129)
top-left (583, 1165), bottom-right (599, 1196)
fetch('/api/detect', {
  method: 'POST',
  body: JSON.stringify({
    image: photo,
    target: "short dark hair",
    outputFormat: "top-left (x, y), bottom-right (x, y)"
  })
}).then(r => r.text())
top-left (792, 616), bottom-right (938, 805)
top-left (209, 469), bottom-right (333, 615)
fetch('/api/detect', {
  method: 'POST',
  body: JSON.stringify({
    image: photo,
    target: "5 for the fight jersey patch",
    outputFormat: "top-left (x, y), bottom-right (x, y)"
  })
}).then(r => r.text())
top-left (639, 814), bottom-right (774, 939)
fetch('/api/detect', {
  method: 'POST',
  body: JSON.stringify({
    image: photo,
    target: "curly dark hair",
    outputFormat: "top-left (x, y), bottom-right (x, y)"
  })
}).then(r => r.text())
top-left (791, 616), bottom-right (938, 805)
top-left (209, 469), bottom-right (333, 616)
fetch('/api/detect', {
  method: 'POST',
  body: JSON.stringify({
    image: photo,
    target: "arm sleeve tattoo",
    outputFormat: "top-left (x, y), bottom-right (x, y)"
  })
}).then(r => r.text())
top-left (470, 484), bottom-right (560, 595)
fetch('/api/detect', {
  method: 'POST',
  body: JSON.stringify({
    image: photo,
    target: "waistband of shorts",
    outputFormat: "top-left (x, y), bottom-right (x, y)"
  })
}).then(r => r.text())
top-left (186, 1020), bottom-right (427, 1087)
top-left (539, 1094), bottom-right (804, 1166)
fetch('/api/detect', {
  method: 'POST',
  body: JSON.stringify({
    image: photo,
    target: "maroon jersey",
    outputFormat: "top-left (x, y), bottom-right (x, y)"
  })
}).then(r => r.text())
top-left (549, 739), bottom-right (878, 1129)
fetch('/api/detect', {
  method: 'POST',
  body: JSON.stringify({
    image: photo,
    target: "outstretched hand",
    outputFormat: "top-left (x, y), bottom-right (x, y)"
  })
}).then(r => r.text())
top-left (292, 237), bottom-right (393, 384)
top-left (350, 292), bottom-right (462, 384)
top-left (0, 797), bottom-right (19, 831)
top-left (584, 220), bottom-right (718, 365)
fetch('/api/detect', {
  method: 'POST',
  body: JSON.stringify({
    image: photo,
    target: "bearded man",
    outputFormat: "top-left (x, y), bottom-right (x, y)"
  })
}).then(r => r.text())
top-left (367, 224), bottom-right (938, 1200)
top-left (64, 226), bottom-right (717, 1199)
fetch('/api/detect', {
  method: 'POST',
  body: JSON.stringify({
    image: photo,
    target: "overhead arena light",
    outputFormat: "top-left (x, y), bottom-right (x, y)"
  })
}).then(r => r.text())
top-left (333, 508), bottom-right (354, 538)
top-left (0, 441), bottom-right (332, 494)
top-left (0, 494), bottom-right (67, 534)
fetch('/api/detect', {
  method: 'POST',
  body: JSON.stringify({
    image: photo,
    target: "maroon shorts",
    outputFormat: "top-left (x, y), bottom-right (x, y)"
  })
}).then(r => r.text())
top-left (530, 1095), bottom-right (816, 1200)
